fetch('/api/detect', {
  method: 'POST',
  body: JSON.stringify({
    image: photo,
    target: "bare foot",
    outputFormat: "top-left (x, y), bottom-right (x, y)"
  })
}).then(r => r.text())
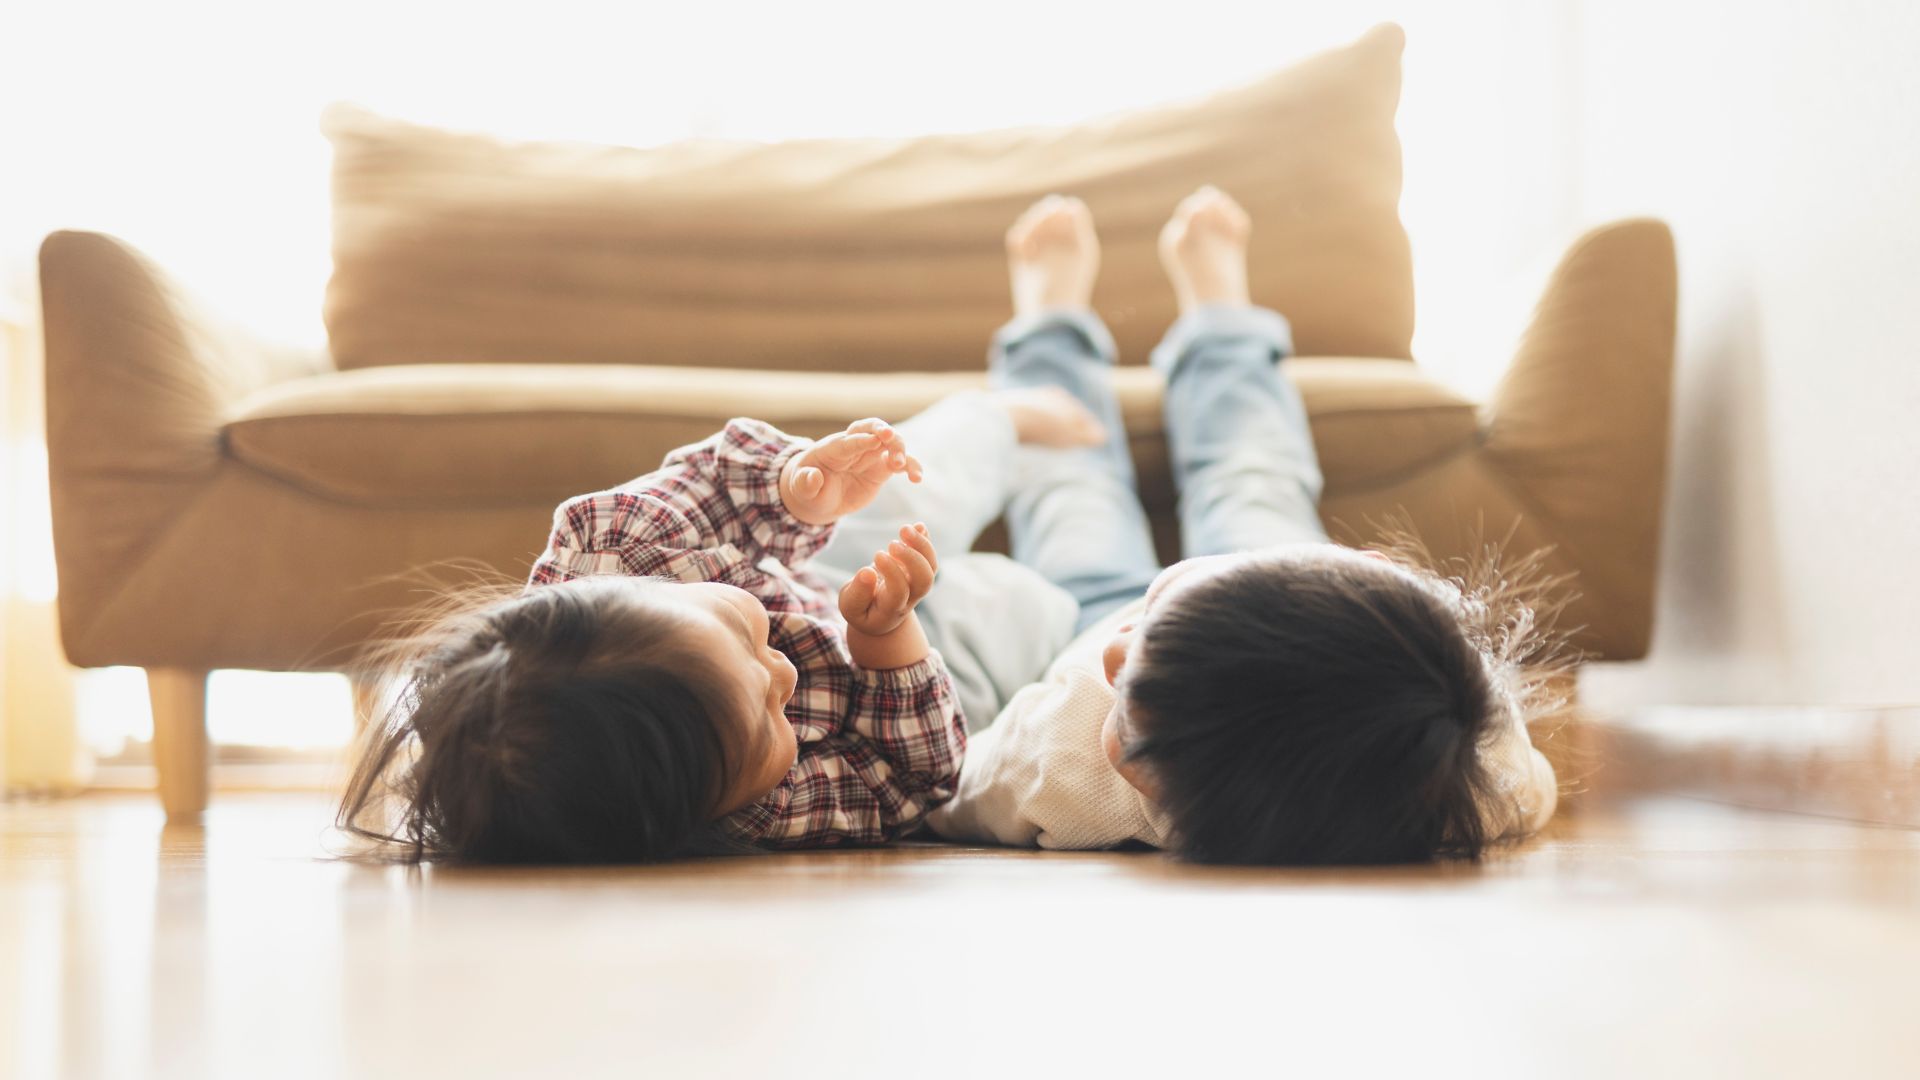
top-left (1158, 185), bottom-right (1252, 314)
top-left (992, 386), bottom-right (1107, 448)
top-left (1006, 194), bottom-right (1100, 317)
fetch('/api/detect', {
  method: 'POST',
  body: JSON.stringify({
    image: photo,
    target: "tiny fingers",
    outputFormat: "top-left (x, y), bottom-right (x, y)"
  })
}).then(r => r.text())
top-left (901, 452), bottom-right (925, 483)
top-left (839, 566), bottom-right (878, 613)
top-left (814, 431), bottom-right (881, 467)
top-left (845, 418), bottom-right (915, 475)
top-left (791, 465), bottom-right (825, 498)
top-left (888, 537), bottom-right (935, 597)
top-left (847, 418), bottom-right (899, 456)
top-left (871, 550), bottom-right (910, 609)
top-left (899, 523), bottom-right (939, 575)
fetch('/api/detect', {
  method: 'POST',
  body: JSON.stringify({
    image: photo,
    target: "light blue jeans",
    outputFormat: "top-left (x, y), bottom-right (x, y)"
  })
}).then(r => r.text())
top-left (815, 303), bottom-right (1327, 722)
top-left (813, 393), bottom-right (1080, 730)
top-left (991, 305), bottom-right (1328, 631)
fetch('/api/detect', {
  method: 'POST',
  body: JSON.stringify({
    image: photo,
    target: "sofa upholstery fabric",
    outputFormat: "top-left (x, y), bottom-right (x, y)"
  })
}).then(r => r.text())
top-left (222, 359), bottom-right (1478, 510)
top-left (323, 25), bottom-right (1414, 374)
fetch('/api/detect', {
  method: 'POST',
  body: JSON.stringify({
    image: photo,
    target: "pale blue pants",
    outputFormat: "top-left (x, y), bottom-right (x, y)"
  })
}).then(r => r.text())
top-left (991, 305), bottom-right (1327, 631)
top-left (815, 304), bottom-right (1327, 723)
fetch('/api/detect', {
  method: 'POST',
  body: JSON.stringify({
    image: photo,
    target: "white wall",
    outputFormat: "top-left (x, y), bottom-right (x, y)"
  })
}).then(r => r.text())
top-left (1575, 0), bottom-right (1920, 707)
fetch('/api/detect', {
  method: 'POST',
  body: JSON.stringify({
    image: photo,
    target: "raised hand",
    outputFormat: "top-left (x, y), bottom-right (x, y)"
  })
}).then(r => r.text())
top-left (838, 523), bottom-right (939, 638)
top-left (779, 418), bottom-right (924, 526)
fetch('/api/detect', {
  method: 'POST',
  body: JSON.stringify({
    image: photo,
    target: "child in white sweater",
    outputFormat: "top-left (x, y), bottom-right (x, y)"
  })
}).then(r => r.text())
top-left (928, 189), bottom-right (1561, 863)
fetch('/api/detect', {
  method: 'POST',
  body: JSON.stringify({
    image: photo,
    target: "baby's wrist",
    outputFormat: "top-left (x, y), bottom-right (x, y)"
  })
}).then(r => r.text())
top-left (845, 613), bottom-right (930, 671)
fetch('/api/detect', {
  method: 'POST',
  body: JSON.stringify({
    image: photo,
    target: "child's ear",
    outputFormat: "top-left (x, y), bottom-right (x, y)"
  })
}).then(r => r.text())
top-left (1111, 749), bottom-right (1161, 802)
top-left (1101, 704), bottom-right (1161, 801)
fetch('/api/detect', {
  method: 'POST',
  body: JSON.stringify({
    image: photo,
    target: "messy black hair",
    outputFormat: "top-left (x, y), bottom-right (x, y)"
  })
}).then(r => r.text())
top-left (336, 577), bottom-right (749, 864)
top-left (1119, 535), bottom-right (1575, 866)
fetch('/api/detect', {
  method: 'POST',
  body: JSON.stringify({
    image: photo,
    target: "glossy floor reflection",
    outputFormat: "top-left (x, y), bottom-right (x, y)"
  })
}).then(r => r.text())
top-left (2, 791), bottom-right (1917, 1079)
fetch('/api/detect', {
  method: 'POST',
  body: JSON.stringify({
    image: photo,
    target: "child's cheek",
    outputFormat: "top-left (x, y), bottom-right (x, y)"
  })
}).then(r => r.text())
top-left (1102, 624), bottom-right (1137, 686)
top-left (1099, 705), bottom-right (1129, 770)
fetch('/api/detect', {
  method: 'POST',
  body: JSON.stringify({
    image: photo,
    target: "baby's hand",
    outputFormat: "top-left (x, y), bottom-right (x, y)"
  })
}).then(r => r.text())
top-left (780, 418), bottom-right (924, 526)
top-left (838, 523), bottom-right (938, 637)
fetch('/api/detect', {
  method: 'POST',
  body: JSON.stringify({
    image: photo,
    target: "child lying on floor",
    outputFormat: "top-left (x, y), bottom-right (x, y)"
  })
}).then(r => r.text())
top-left (338, 390), bottom-right (1095, 863)
top-left (927, 188), bottom-right (1563, 863)
top-left (340, 185), bottom-right (1562, 866)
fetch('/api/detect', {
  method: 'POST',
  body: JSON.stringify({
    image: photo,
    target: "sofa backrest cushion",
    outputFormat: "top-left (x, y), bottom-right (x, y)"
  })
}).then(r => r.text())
top-left (323, 24), bottom-right (1412, 373)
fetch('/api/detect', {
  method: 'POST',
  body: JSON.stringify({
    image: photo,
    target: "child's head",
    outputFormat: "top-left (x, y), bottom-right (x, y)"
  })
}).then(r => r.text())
top-left (1101, 543), bottom-right (1558, 865)
top-left (339, 576), bottom-right (799, 863)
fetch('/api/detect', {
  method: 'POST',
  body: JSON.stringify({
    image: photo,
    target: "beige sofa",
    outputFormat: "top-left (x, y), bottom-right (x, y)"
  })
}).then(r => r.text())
top-left (39, 25), bottom-right (1676, 818)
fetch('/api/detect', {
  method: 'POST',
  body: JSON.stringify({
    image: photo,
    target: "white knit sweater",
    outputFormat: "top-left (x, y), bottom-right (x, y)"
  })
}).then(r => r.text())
top-left (928, 600), bottom-right (1559, 850)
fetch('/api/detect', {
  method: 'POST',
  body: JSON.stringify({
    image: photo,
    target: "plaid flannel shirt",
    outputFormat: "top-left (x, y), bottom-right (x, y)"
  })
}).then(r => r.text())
top-left (527, 418), bottom-right (966, 847)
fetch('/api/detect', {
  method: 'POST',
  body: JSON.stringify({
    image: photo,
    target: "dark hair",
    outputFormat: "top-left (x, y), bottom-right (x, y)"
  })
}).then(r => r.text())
top-left (1120, 547), bottom-right (1563, 866)
top-left (337, 579), bottom-right (748, 864)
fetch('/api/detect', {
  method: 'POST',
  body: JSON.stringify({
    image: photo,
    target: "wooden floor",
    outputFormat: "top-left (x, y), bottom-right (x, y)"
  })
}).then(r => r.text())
top-left (2, 791), bottom-right (1917, 1080)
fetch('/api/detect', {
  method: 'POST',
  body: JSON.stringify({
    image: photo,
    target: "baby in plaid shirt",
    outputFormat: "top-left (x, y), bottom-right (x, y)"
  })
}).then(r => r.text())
top-left (340, 396), bottom-right (1096, 863)
top-left (527, 416), bottom-right (966, 853)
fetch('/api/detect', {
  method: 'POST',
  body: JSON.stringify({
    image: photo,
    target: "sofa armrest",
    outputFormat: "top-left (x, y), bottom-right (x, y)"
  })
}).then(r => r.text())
top-left (1482, 218), bottom-right (1678, 658)
top-left (39, 230), bottom-right (326, 658)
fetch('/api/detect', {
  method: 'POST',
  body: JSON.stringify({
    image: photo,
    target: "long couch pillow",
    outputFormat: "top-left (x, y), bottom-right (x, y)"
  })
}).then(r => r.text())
top-left (323, 23), bottom-right (1412, 373)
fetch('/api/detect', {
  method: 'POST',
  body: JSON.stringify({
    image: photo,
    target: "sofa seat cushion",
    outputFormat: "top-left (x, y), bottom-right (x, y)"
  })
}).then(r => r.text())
top-left (223, 359), bottom-right (1479, 509)
top-left (323, 24), bottom-right (1412, 375)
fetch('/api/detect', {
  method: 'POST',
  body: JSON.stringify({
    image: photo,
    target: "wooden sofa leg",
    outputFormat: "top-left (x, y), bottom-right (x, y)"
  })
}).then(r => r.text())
top-left (147, 668), bottom-right (211, 821)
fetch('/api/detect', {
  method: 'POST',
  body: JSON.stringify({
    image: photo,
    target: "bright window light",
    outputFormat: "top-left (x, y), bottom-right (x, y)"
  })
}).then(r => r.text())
top-left (7, 440), bottom-right (57, 604)
top-left (207, 671), bottom-right (355, 750)
top-left (76, 667), bottom-right (354, 760)
top-left (73, 668), bottom-right (151, 761)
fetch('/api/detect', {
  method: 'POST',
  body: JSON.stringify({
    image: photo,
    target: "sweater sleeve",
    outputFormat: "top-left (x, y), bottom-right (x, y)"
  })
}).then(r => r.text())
top-left (529, 418), bottom-right (834, 586)
top-left (927, 669), bottom-right (1161, 850)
